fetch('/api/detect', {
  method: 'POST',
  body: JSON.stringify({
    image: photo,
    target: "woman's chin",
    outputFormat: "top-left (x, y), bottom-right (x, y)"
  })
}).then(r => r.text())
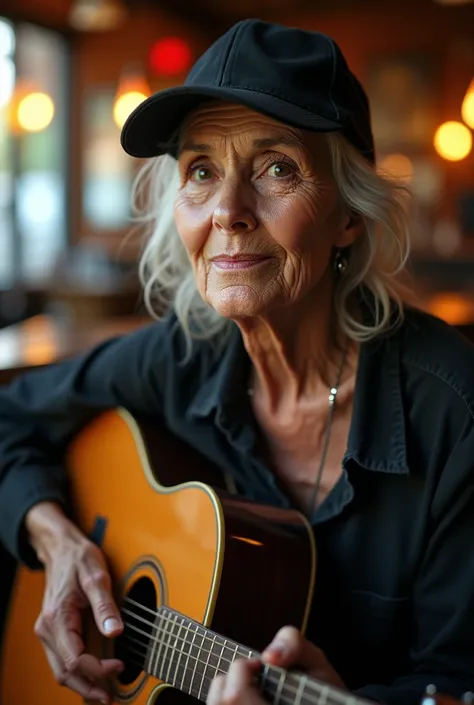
top-left (208, 286), bottom-right (270, 320)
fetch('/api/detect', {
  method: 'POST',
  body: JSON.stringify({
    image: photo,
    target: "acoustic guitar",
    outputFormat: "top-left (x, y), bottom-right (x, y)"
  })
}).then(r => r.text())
top-left (0, 409), bottom-right (470, 705)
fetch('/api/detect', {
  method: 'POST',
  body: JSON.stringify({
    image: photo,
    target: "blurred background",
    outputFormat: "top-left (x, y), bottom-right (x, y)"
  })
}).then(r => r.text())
top-left (0, 0), bottom-right (473, 377)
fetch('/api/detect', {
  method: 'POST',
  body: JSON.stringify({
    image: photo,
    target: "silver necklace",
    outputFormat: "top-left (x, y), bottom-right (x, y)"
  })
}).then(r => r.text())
top-left (248, 342), bottom-right (348, 521)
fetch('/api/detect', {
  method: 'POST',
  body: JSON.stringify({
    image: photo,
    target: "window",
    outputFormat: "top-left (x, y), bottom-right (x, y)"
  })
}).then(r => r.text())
top-left (0, 18), bottom-right (69, 289)
top-left (0, 20), bottom-right (15, 287)
top-left (82, 88), bottom-right (134, 230)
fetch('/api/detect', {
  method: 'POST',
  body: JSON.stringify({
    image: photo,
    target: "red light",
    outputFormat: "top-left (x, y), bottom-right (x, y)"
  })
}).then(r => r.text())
top-left (149, 37), bottom-right (192, 76)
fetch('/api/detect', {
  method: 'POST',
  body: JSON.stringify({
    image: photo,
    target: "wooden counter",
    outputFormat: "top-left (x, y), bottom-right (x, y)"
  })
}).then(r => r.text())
top-left (0, 314), bottom-right (150, 385)
top-left (0, 290), bottom-right (473, 386)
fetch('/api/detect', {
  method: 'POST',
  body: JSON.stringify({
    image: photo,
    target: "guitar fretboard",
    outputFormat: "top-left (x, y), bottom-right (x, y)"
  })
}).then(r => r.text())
top-left (148, 607), bottom-right (251, 700)
top-left (140, 606), bottom-right (370, 705)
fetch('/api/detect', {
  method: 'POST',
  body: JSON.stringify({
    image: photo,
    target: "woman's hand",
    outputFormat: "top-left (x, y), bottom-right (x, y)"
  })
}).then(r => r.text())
top-left (207, 626), bottom-right (346, 705)
top-left (26, 502), bottom-right (124, 703)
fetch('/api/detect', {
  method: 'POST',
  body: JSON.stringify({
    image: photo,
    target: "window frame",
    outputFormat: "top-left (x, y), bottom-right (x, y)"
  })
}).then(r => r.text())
top-left (0, 14), bottom-right (73, 291)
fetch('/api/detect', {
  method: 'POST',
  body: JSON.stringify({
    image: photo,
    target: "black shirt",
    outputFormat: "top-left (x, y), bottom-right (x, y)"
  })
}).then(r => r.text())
top-left (0, 305), bottom-right (474, 705)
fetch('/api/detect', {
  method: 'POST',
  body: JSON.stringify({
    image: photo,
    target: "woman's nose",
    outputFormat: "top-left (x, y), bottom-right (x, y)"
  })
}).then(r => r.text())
top-left (212, 181), bottom-right (258, 234)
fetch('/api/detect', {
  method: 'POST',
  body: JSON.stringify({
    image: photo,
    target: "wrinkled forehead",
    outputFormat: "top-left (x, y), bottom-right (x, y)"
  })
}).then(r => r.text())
top-left (178, 100), bottom-right (332, 164)
top-left (181, 100), bottom-right (294, 133)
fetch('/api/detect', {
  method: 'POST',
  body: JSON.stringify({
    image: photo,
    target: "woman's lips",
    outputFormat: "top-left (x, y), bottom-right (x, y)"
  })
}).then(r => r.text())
top-left (211, 255), bottom-right (270, 270)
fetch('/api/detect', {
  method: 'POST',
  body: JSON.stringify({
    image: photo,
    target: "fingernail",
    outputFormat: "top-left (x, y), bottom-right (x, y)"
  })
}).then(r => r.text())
top-left (103, 617), bottom-right (122, 634)
top-left (265, 641), bottom-right (287, 657)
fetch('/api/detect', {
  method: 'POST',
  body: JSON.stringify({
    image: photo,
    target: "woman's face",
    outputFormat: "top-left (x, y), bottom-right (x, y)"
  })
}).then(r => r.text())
top-left (174, 102), bottom-right (361, 320)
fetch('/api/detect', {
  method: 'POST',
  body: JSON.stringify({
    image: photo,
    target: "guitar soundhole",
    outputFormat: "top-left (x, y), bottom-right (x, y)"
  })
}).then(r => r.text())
top-left (115, 576), bottom-right (157, 685)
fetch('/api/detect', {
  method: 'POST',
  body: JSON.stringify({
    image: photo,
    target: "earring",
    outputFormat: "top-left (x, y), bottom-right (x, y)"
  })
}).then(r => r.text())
top-left (333, 248), bottom-right (348, 275)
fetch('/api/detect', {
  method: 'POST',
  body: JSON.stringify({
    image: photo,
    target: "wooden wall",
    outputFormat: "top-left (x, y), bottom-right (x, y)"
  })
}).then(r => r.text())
top-left (70, 6), bottom-right (212, 247)
top-left (280, 0), bottom-right (474, 225)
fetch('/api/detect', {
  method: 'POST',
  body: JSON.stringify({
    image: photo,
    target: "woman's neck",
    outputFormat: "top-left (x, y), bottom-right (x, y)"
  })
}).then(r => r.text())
top-left (236, 274), bottom-right (351, 409)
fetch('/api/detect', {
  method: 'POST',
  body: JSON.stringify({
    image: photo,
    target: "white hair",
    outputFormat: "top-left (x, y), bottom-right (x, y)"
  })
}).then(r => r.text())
top-left (133, 132), bottom-right (411, 356)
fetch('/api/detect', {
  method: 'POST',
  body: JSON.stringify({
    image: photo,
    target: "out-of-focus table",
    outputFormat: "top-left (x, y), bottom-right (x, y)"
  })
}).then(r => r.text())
top-left (0, 314), bottom-right (150, 385)
top-left (0, 291), bottom-right (473, 387)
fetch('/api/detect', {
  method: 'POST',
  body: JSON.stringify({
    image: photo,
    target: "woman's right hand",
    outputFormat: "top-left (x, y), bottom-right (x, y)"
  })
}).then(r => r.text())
top-left (26, 502), bottom-right (125, 704)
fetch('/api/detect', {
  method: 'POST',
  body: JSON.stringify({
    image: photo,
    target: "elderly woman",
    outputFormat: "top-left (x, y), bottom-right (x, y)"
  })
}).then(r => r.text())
top-left (0, 17), bottom-right (473, 705)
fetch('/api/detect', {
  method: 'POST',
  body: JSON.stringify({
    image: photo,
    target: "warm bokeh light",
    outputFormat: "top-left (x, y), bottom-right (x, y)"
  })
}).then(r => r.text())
top-left (426, 293), bottom-right (474, 326)
top-left (461, 78), bottom-right (474, 130)
top-left (378, 153), bottom-right (414, 182)
top-left (113, 90), bottom-right (148, 129)
top-left (433, 121), bottom-right (472, 161)
top-left (21, 315), bottom-right (59, 366)
top-left (69, 0), bottom-right (127, 31)
top-left (112, 68), bottom-right (151, 129)
top-left (3, 81), bottom-right (54, 134)
top-left (17, 92), bottom-right (55, 132)
top-left (149, 37), bottom-right (192, 76)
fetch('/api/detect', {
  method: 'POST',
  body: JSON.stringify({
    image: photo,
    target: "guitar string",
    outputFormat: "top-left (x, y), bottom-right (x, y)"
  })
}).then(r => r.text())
top-left (116, 619), bottom-right (354, 705)
top-left (123, 595), bottom-right (249, 659)
top-left (115, 635), bottom-right (349, 705)
top-left (118, 599), bottom-right (355, 703)
top-left (118, 629), bottom-right (278, 690)
top-left (121, 601), bottom-right (250, 663)
top-left (117, 636), bottom-right (280, 694)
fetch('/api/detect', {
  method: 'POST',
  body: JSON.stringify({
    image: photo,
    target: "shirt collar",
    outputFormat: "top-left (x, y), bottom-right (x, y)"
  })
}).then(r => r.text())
top-left (189, 323), bottom-right (250, 419)
top-left (344, 330), bottom-right (409, 475)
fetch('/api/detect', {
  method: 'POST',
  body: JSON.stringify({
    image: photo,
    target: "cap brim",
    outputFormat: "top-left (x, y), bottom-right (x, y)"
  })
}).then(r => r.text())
top-left (120, 85), bottom-right (342, 159)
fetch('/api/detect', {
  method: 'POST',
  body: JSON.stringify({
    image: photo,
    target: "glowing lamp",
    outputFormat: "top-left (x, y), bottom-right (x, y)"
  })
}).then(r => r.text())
top-left (461, 78), bottom-right (474, 130)
top-left (17, 92), bottom-right (55, 132)
top-left (149, 37), bottom-right (192, 76)
top-left (3, 81), bottom-right (55, 134)
top-left (113, 68), bottom-right (151, 129)
top-left (433, 121), bottom-right (472, 161)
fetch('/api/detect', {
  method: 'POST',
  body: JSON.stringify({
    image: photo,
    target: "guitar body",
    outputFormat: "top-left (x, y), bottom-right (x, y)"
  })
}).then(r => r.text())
top-left (0, 409), bottom-right (316, 705)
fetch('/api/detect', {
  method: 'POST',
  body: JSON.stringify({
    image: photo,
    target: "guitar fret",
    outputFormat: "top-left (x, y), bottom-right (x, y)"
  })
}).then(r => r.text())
top-left (189, 627), bottom-right (205, 697)
top-left (197, 631), bottom-right (216, 700)
top-left (164, 613), bottom-right (180, 685)
top-left (273, 670), bottom-right (285, 705)
top-left (215, 638), bottom-right (227, 676)
top-left (232, 642), bottom-right (240, 663)
top-left (146, 610), bottom-right (160, 676)
top-left (151, 610), bottom-right (167, 680)
top-left (158, 610), bottom-right (171, 681)
top-left (224, 639), bottom-right (238, 665)
top-left (181, 621), bottom-right (198, 694)
top-left (294, 673), bottom-right (307, 705)
top-left (168, 616), bottom-right (186, 688)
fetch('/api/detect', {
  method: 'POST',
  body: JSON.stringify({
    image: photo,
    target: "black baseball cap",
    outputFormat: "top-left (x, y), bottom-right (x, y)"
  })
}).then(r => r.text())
top-left (121, 19), bottom-right (375, 164)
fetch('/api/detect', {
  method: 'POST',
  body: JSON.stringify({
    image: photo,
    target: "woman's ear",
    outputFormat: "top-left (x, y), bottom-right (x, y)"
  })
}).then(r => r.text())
top-left (335, 211), bottom-right (364, 249)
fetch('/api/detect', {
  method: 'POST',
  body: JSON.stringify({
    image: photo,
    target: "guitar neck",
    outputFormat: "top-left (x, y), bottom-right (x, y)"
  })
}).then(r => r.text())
top-left (143, 606), bottom-right (370, 705)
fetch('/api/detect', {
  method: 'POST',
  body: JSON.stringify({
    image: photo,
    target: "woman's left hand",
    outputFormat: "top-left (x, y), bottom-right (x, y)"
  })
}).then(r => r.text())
top-left (207, 626), bottom-right (347, 705)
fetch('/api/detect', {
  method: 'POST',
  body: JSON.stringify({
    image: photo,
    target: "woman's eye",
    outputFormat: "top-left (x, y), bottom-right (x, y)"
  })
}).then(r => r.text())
top-left (190, 165), bottom-right (213, 182)
top-left (267, 162), bottom-right (293, 178)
